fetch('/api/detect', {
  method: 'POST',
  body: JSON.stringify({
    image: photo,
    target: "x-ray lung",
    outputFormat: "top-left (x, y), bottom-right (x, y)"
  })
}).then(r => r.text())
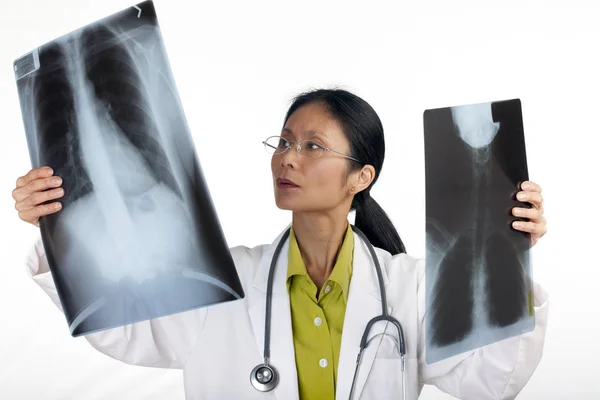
top-left (13, 0), bottom-right (244, 337)
top-left (423, 99), bottom-right (535, 364)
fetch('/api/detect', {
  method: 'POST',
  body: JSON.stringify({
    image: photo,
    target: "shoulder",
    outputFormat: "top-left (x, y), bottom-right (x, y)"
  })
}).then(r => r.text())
top-left (227, 243), bottom-right (271, 286)
top-left (228, 243), bottom-right (268, 268)
top-left (229, 244), bottom-right (267, 265)
top-left (373, 246), bottom-right (426, 286)
top-left (227, 225), bottom-right (291, 277)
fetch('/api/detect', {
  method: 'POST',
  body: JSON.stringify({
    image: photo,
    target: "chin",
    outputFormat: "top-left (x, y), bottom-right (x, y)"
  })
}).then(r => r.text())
top-left (274, 196), bottom-right (301, 211)
top-left (274, 197), bottom-right (296, 211)
top-left (275, 198), bottom-right (324, 213)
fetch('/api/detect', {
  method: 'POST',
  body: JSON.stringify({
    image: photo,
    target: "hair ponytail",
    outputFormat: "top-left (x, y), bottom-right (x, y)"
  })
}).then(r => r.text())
top-left (353, 191), bottom-right (406, 255)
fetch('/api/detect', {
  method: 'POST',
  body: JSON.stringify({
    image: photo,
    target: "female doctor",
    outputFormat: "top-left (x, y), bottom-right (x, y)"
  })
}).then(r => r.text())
top-left (12, 88), bottom-right (549, 400)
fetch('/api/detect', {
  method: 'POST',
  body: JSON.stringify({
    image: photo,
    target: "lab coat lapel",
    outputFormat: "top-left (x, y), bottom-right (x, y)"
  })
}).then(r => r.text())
top-left (336, 232), bottom-right (391, 400)
top-left (249, 225), bottom-right (299, 400)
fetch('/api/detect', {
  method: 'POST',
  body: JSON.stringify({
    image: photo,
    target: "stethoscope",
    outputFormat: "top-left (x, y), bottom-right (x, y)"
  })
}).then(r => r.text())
top-left (250, 225), bottom-right (407, 400)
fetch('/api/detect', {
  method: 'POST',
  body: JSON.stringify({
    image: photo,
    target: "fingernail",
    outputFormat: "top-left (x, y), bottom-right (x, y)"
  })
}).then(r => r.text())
top-left (517, 192), bottom-right (526, 200)
top-left (53, 178), bottom-right (62, 185)
top-left (513, 221), bottom-right (522, 228)
top-left (521, 182), bottom-right (531, 190)
top-left (45, 167), bottom-right (54, 175)
top-left (56, 188), bottom-right (64, 196)
top-left (54, 203), bottom-right (62, 210)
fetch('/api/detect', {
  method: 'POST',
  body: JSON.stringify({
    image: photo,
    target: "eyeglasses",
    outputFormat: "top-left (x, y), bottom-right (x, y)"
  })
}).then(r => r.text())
top-left (262, 135), bottom-right (362, 163)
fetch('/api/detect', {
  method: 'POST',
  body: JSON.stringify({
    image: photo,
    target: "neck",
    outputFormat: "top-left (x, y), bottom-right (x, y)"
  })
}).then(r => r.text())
top-left (291, 209), bottom-right (349, 291)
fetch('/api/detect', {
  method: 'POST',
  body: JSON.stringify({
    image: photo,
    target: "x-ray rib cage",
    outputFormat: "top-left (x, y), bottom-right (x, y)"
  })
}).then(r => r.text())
top-left (14, 0), bottom-right (244, 337)
top-left (423, 99), bottom-right (535, 364)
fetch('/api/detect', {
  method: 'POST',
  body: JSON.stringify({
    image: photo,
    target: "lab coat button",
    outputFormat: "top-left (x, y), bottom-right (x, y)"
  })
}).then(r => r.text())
top-left (314, 317), bottom-right (322, 326)
top-left (319, 358), bottom-right (328, 368)
top-left (324, 285), bottom-right (332, 294)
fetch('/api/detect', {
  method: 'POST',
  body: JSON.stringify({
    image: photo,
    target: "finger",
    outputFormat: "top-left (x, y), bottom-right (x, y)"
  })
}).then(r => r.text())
top-left (520, 181), bottom-right (542, 193)
top-left (512, 220), bottom-right (547, 236)
top-left (15, 188), bottom-right (65, 212)
top-left (516, 190), bottom-right (543, 209)
top-left (15, 167), bottom-right (54, 189)
top-left (18, 202), bottom-right (62, 222)
top-left (512, 206), bottom-right (544, 222)
top-left (12, 176), bottom-right (63, 203)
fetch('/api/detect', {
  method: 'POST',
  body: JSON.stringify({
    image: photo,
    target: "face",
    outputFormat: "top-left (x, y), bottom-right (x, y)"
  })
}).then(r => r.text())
top-left (271, 102), bottom-right (359, 213)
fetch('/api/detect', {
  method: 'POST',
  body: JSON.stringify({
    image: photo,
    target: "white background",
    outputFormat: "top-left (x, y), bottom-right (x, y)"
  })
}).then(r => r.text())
top-left (0, 0), bottom-right (598, 399)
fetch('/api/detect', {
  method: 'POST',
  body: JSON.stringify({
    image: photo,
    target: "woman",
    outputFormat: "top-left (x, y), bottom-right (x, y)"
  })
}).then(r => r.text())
top-left (12, 89), bottom-right (549, 399)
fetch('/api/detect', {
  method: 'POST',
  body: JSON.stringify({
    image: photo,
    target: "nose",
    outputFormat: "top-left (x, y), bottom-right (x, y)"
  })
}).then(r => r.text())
top-left (279, 144), bottom-right (300, 168)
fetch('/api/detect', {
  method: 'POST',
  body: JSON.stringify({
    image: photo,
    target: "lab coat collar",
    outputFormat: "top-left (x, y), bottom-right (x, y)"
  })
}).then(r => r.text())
top-left (252, 224), bottom-right (390, 299)
top-left (249, 223), bottom-right (299, 400)
top-left (252, 223), bottom-right (292, 295)
top-left (336, 232), bottom-right (393, 400)
top-left (250, 225), bottom-right (392, 400)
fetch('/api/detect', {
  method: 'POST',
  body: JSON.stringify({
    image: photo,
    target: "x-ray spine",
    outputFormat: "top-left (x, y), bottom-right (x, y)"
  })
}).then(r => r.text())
top-left (13, 1), bottom-right (244, 337)
top-left (33, 42), bottom-right (94, 211)
top-left (423, 99), bottom-right (535, 364)
top-left (81, 25), bottom-right (182, 198)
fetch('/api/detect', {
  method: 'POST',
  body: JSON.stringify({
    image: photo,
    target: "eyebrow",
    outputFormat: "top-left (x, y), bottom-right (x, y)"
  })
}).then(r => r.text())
top-left (281, 128), bottom-right (324, 138)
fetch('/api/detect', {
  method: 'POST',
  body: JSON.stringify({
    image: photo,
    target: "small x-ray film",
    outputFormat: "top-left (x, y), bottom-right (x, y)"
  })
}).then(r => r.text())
top-left (14, 0), bottom-right (244, 337)
top-left (423, 99), bottom-right (535, 364)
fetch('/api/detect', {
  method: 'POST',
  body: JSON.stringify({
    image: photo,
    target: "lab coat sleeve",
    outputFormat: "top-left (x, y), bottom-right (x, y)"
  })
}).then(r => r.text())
top-left (416, 258), bottom-right (549, 400)
top-left (24, 236), bottom-right (208, 369)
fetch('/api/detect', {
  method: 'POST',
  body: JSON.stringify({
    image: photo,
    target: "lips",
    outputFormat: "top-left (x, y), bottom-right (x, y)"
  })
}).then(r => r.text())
top-left (276, 178), bottom-right (299, 188)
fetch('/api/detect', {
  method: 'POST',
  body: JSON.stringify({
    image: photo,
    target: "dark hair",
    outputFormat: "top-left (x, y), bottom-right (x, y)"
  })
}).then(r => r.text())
top-left (282, 88), bottom-right (406, 255)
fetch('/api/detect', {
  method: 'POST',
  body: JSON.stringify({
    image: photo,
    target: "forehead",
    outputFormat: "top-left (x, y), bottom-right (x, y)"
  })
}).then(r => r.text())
top-left (282, 102), bottom-right (345, 142)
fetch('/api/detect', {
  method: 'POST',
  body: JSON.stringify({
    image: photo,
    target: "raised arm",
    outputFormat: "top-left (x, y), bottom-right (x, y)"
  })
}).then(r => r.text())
top-left (15, 167), bottom-right (208, 369)
top-left (25, 231), bottom-right (208, 369)
top-left (416, 258), bottom-right (549, 399)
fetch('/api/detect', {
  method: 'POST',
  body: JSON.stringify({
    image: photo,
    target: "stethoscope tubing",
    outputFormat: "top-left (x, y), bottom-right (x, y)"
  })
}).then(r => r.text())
top-left (251, 225), bottom-right (407, 400)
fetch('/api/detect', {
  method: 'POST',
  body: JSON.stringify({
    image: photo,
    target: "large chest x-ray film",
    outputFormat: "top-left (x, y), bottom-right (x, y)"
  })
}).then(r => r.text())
top-left (13, 1), bottom-right (244, 337)
top-left (423, 99), bottom-right (535, 363)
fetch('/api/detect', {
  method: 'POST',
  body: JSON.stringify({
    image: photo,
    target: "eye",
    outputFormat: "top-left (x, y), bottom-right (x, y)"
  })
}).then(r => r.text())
top-left (304, 141), bottom-right (323, 151)
top-left (277, 138), bottom-right (290, 149)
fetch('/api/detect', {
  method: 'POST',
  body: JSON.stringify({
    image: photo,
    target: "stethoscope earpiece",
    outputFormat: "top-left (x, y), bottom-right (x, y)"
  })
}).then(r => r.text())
top-left (250, 363), bottom-right (278, 392)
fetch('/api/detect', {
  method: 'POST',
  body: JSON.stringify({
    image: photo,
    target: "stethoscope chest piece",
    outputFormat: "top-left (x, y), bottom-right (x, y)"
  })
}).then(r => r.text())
top-left (250, 363), bottom-right (278, 392)
top-left (249, 225), bottom-right (406, 400)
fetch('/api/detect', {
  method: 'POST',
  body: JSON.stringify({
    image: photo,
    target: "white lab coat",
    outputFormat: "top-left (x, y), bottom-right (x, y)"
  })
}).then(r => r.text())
top-left (25, 226), bottom-right (549, 400)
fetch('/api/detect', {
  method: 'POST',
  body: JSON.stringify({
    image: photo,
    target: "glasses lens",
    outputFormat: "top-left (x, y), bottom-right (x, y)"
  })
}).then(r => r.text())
top-left (264, 136), bottom-right (289, 154)
top-left (299, 141), bottom-right (324, 158)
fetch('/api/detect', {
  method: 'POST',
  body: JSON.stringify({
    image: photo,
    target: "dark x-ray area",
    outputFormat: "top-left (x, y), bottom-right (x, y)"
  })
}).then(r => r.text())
top-left (13, 0), bottom-right (244, 337)
top-left (423, 99), bottom-right (535, 364)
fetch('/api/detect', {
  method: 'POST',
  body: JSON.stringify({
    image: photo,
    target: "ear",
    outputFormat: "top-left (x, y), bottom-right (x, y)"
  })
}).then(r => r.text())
top-left (350, 165), bottom-right (376, 194)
